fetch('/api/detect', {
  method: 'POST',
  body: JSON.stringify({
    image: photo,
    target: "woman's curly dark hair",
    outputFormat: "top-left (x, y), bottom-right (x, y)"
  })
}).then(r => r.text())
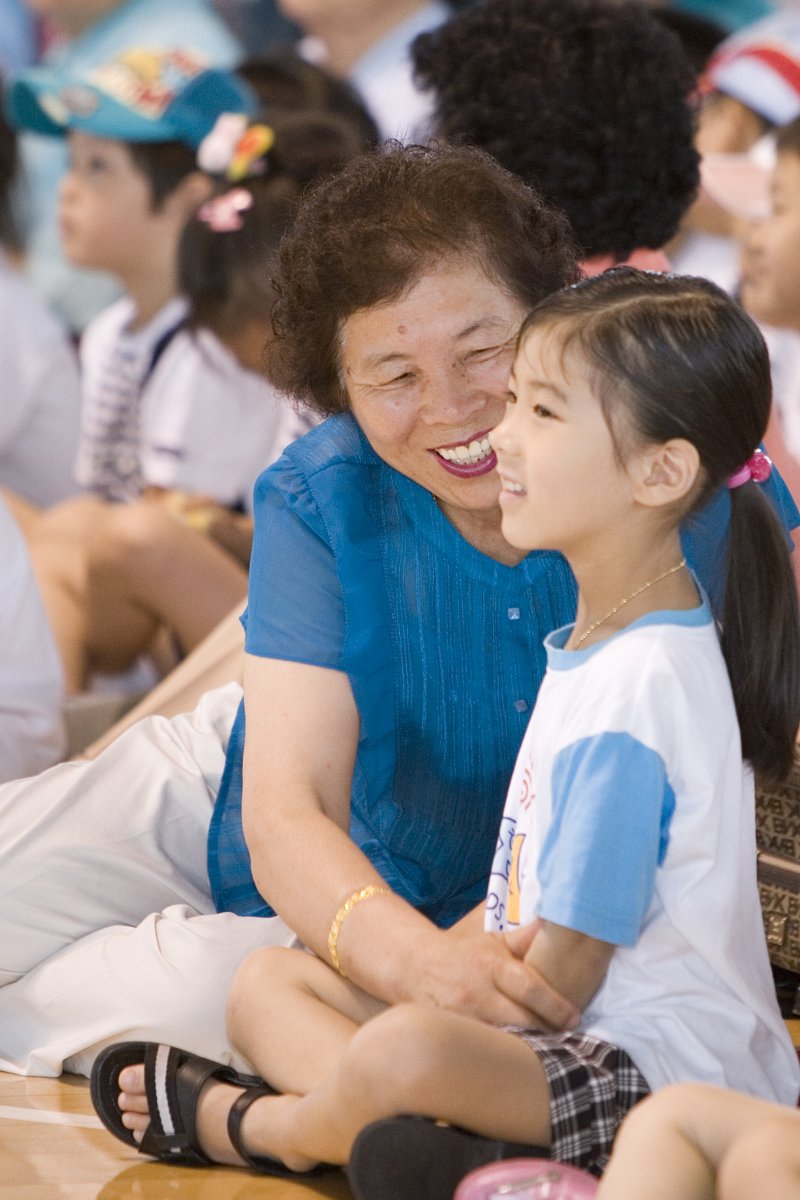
top-left (266, 141), bottom-right (579, 416)
top-left (412, 0), bottom-right (700, 260)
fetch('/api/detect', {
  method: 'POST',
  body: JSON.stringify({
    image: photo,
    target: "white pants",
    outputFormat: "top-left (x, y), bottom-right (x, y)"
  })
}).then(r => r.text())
top-left (0, 684), bottom-right (295, 1077)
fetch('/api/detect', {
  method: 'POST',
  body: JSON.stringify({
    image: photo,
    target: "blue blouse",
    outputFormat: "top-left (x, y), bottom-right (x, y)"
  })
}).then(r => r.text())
top-left (207, 415), bottom-right (799, 927)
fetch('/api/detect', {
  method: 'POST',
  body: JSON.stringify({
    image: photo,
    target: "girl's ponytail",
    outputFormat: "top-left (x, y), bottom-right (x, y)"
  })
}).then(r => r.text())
top-left (724, 473), bottom-right (800, 783)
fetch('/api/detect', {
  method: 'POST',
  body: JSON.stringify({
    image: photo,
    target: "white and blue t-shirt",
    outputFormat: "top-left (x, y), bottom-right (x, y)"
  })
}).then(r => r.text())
top-left (486, 599), bottom-right (800, 1105)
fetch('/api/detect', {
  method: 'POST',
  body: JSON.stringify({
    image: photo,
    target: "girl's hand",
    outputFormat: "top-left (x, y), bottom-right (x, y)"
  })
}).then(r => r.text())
top-left (408, 923), bottom-right (580, 1032)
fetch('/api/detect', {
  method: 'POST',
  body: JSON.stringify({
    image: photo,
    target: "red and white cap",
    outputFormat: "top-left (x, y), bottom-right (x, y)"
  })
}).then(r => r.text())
top-left (701, 13), bottom-right (800, 126)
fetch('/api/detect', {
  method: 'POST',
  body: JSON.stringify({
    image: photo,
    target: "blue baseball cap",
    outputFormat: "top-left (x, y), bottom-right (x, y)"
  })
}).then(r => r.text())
top-left (6, 48), bottom-right (254, 149)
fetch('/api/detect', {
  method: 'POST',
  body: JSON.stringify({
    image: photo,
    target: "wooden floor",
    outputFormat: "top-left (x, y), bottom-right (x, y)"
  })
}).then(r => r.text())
top-left (5, 1025), bottom-right (800, 1198)
top-left (0, 1071), bottom-right (354, 1200)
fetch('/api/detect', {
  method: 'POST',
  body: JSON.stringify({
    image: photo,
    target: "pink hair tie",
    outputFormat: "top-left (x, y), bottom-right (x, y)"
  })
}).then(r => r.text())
top-left (727, 448), bottom-right (773, 490)
top-left (197, 187), bottom-right (253, 233)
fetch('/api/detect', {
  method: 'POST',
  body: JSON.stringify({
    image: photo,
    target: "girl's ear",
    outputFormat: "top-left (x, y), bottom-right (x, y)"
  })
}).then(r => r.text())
top-left (633, 438), bottom-right (700, 509)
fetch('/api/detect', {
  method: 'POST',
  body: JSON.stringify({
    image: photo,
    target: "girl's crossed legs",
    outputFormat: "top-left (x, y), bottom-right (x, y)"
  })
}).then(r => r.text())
top-left (118, 944), bottom-right (553, 1170)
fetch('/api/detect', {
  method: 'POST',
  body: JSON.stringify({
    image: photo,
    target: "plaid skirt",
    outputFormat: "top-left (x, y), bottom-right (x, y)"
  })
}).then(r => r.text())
top-left (510, 1028), bottom-right (651, 1176)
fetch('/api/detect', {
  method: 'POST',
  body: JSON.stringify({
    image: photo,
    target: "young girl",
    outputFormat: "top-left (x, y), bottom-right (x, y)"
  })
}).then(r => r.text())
top-left (91, 269), bottom-right (800, 1197)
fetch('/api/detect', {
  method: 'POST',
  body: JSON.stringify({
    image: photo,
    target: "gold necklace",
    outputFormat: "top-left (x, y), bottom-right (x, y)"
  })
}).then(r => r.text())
top-left (573, 557), bottom-right (687, 649)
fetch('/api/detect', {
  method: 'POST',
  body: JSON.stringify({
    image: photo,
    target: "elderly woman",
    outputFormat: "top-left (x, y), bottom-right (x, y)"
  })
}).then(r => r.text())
top-left (0, 144), bottom-right (796, 1086)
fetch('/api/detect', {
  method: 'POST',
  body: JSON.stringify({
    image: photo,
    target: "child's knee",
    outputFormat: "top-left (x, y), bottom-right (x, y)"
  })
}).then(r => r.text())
top-left (90, 502), bottom-right (169, 572)
top-left (717, 1113), bottom-right (800, 1200)
top-left (613, 1084), bottom-right (701, 1149)
top-left (226, 945), bottom-right (303, 1047)
top-left (342, 1003), bottom-right (453, 1110)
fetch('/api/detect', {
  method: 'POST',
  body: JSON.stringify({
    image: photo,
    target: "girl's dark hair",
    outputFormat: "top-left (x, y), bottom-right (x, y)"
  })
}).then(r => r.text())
top-left (267, 141), bottom-right (579, 415)
top-left (179, 108), bottom-right (374, 341)
top-left (519, 268), bottom-right (800, 784)
top-left (237, 51), bottom-right (379, 149)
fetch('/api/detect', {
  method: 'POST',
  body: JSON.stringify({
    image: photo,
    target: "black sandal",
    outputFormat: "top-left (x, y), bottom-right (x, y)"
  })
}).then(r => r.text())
top-left (91, 1040), bottom-right (336, 1178)
top-left (90, 1040), bottom-right (262, 1166)
top-left (347, 1115), bottom-right (550, 1200)
top-left (226, 1085), bottom-right (334, 1178)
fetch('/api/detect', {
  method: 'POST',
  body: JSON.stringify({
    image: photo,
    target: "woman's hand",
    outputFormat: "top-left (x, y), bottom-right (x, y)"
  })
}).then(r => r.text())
top-left (405, 920), bottom-right (580, 1032)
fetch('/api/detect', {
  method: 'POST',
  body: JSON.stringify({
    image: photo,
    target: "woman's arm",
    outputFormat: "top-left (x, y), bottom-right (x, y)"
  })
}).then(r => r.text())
top-left (241, 653), bottom-right (579, 1032)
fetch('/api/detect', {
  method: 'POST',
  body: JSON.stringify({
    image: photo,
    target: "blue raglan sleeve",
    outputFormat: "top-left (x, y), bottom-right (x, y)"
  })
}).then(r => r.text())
top-left (536, 732), bottom-right (675, 946)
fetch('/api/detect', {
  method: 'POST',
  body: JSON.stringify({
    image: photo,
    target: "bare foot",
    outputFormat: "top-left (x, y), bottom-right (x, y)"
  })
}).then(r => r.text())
top-left (116, 1064), bottom-right (318, 1172)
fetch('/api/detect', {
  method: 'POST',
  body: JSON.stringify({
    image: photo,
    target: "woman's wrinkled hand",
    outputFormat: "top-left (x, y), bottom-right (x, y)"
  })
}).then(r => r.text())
top-left (408, 922), bottom-right (579, 1033)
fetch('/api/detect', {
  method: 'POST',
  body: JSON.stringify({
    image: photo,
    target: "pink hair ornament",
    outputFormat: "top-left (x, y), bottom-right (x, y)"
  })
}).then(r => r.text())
top-left (197, 187), bottom-right (253, 233)
top-left (727, 448), bottom-right (773, 489)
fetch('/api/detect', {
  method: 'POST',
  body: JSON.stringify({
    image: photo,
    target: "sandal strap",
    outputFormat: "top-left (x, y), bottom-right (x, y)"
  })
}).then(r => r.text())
top-left (139, 1126), bottom-right (211, 1166)
top-left (227, 1084), bottom-right (277, 1169)
top-left (227, 1082), bottom-right (335, 1179)
top-left (139, 1043), bottom-right (247, 1167)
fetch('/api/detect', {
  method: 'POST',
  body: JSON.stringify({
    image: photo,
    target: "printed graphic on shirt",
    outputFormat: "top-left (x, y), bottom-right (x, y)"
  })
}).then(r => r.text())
top-left (507, 831), bottom-right (525, 925)
top-left (486, 814), bottom-right (518, 931)
top-left (518, 760), bottom-right (535, 812)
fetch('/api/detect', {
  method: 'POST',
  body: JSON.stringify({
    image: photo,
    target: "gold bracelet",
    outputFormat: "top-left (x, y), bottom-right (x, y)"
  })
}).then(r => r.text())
top-left (327, 884), bottom-right (391, 978)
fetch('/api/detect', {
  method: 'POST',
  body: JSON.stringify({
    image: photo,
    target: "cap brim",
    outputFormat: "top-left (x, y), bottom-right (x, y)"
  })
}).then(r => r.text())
top-left (5, 71), bottom-right (71, 137)
top-left (4, 72), bottom-right (157, 141)
top-left (700, 153), bottom-right (772, 221)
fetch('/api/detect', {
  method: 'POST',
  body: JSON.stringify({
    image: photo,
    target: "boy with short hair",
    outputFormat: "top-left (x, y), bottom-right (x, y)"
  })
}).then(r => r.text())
top-left (8, 47), bottom-right (252, 503)
top-left (18, 0), bottom-right (242, 331)
top-left (5, 48), bottom-right (253, 687)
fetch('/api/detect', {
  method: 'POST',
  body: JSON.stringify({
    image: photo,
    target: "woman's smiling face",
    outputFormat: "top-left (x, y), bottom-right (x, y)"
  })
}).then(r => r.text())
top-left (340, 257), bottom-right (528, 539)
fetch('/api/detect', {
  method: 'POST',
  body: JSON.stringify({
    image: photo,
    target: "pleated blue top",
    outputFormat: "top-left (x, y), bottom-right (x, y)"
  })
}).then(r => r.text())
top-left (207, 414), bottom-right (799, 927)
